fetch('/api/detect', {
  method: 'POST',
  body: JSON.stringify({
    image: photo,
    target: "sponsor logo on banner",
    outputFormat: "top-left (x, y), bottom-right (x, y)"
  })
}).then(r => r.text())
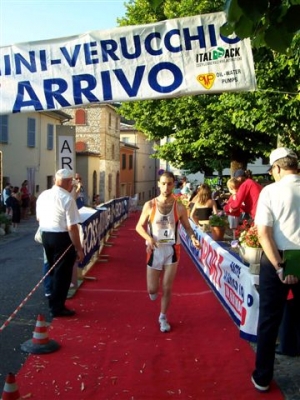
top-left (197, 73), bottom-right (216, 89)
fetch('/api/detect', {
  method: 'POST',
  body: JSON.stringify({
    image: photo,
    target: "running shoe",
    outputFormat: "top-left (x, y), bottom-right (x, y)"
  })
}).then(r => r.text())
top-left (159, 317), bottom-right (171, 333)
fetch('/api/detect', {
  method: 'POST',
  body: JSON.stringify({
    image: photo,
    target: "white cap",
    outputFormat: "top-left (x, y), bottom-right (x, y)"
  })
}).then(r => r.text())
top-left (55, 169), bottom-right (74, 180)
top-left (269, 147), bottom-right (298, 166)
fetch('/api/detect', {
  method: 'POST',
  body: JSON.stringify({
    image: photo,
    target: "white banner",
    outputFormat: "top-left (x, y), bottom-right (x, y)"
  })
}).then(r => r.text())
top-left (180, 220), bottom-right (259, 341)
top-left (0, 12), bottom-right (256, 115)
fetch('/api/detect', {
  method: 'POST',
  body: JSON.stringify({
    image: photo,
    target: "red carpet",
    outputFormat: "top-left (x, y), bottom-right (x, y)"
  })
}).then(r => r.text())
top-left (15, 213), bottom-right (284, 399)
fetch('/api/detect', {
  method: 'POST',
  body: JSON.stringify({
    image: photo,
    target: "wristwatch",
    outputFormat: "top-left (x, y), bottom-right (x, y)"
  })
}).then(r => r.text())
top-left (276, 262), bottom-right (285, 275)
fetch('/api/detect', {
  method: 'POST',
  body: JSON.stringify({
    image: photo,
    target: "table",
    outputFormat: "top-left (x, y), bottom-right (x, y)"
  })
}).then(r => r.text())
top-left (180, 220), bottom-right (259, 342)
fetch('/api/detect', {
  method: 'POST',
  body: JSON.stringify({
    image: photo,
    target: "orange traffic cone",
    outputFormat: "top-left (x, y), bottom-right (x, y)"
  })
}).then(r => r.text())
top-left (20, 314), bottom-right (60, 354)
top-left (1, 373), bottom-right (21, 400)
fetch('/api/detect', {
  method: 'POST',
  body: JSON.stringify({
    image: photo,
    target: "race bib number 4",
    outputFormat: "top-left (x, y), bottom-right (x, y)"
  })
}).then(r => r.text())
top-left (158, 228), bottom-right (175, 243)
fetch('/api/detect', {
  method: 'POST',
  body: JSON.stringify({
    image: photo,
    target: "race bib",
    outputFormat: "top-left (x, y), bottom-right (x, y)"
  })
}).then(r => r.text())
top-left (157, 228), bottom-right (175, 244)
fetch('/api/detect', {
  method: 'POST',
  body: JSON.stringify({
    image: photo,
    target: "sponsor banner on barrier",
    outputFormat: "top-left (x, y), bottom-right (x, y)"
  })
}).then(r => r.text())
top-left (78, 197), bottom-right (129, 267)
top-left (180, 220), bottom-right (259, 341)
top-left (0, 12), bottom-right (256, 114)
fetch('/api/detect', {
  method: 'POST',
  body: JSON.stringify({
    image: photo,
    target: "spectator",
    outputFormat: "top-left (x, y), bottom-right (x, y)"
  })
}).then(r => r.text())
top-left (227, 169), bottom-right (262, 219)
top-left (180, 177), bottom-right (191, 196)
top-left (223, 178), bottom-right (243, 230)
top-left (251, 147), bottom-right (300, 392)
top-left (5, 186), bottom-right (21, 231)
top-left (224, 178), bottom-right (243, 217)
top-left (20, 180), bottom-right (30, 219)
top-left (93, 194), bottom-right (101, 207)
top-left (190, 183), bottom-right (218, 227)
top-left (2, 182), bottom-right (12, 215)
top-left (74, 173), bottom-right (85, 209)
top-left (173, 181), bottom-right (183, 195)
top-left (36, 169), bottom-right (84, 318)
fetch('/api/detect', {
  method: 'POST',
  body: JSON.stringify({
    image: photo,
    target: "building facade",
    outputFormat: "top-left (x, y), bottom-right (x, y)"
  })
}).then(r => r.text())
top-left (119, 141), bottom-right (138, 198)
top-left (120, 124), bottom-right (158, 205)
top-left (63, 104), bottom-right (121, 204)
top-left (0, 110), bottom-right (71, 199)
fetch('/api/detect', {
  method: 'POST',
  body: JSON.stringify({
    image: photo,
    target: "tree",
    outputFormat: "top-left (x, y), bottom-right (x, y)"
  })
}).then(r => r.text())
top-left (147, 0), bottom-right (300, 53)
top-left (221, 0), bottom-right (300, 53)
top-left (118, 1), bottom-right (300, 174)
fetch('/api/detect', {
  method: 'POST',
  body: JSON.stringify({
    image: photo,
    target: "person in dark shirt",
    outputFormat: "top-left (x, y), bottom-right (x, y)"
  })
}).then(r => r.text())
top-left (6, 186), bottom-right (21, 231)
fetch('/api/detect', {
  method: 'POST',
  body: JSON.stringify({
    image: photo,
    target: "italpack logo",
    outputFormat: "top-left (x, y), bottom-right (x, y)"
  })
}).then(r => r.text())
top-left (196, 73), bottom-right (216, 89)
top-left (196, 47), bottom-right (241, 63)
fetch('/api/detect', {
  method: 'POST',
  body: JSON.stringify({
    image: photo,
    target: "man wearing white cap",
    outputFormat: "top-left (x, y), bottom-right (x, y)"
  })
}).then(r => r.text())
top-left (36, 169), bottom-right (84, 317)
top-left (251, 147), bottom-right (300, 392)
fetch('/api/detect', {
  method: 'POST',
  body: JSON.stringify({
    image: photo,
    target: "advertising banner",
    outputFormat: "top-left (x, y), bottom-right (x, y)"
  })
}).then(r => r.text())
top-left (78, 197), bottom-right (129, 267)
top-left (180, 220), bottom-right (259, 342)
top-left (0, 12), bottom-right (256, 114)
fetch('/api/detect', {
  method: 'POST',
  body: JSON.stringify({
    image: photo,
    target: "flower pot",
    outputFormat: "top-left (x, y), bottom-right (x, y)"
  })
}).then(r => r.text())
top-left (210, 226), bottom-right (225, 241)
top-left (239, 245), bottom-right (263, 265)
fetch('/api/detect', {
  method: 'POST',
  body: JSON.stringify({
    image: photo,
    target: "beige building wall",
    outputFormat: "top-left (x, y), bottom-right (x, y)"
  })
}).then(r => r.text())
top-left (0, 111), bottom-right (69, 198)
top-left (120, 125), bottom-right (158, 205)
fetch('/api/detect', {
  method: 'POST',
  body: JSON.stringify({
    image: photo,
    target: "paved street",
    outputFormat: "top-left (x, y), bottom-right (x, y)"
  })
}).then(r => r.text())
top-left (0, 216), bottom-right (49, 389)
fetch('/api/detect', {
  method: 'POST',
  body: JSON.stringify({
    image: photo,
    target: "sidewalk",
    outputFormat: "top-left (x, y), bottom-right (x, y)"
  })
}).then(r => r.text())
top-left (0, 215), bottom-right (38, 246)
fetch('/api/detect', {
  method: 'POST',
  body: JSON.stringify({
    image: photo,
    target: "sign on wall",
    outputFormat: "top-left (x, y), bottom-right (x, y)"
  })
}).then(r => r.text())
top-left (0, 12), bottom-right (256, 115)
top-left (56, 125), bottom-right (76, 172)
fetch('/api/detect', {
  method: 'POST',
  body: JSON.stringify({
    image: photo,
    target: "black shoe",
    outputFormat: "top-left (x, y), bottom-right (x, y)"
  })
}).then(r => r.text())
top-left (50, 308), bottom-right (76, 318)
top-left (251, 375), bottom-right (269, 392)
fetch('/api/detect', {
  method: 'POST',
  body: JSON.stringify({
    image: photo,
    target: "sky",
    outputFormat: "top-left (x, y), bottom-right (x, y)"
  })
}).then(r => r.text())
top-left (0, 0), bottom-right (127, 47)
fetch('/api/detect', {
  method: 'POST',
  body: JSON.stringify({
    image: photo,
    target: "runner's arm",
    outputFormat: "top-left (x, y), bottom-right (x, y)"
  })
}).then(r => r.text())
top-left (136, 201), bottom-right (157, 249)
top-left (178, 203), bottom-right (201, 248)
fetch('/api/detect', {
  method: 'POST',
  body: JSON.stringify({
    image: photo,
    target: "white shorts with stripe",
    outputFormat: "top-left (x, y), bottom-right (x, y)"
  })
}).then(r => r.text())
top-left (147, 244), bottom-right (180, 271)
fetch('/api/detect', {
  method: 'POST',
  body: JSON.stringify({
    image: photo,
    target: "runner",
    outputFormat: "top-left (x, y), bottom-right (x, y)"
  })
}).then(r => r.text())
top-left (136, 171), bottom-right (200, 332)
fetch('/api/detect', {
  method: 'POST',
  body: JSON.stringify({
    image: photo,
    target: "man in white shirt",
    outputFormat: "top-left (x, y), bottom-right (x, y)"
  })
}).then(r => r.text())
top-left (251, 147), bottom-right (300, 392)
top-left (36, 169), bottom-right (84, 318)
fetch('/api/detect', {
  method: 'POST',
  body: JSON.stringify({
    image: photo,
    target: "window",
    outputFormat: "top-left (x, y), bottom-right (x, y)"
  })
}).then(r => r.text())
top-left (47, 175), bottom-right (53, 189)
top-left (47, 124), bottom-right (54, 150)
top-left (75, 109), bottom-right (86, 124)
top-left (122, 154), bottom-right (126, 169)
top-left (112, 144), bottom-right (115, 159)
top-left (108, 113), bottom-right (112, 127)
top-left (0, 115), bottom-right (8, 143)
top-left (108, 173), bottom-right (112, 192)
top-left (129, 154), bottom-right (133, 169)
top-left (122, 137), bottom-right (130, 143)
top-left (27, 118), bottom-right (36, 147)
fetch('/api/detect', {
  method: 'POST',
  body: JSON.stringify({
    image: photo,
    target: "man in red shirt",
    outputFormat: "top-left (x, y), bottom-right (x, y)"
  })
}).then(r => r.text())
top-left (227, 169), bottom-right (262, 219)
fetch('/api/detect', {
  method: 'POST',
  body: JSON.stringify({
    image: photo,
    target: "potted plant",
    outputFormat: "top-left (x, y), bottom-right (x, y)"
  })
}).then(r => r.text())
top-left (234, 219), bottom-right (262, 266)
top-left (208, 211), bottom-right (228, 241)
top-left (0, 213), bottom-right (12, 235)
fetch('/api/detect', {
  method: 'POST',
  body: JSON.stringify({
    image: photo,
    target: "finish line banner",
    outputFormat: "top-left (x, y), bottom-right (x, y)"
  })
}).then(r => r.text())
top-left (0, 12), bottom-right (256, 114)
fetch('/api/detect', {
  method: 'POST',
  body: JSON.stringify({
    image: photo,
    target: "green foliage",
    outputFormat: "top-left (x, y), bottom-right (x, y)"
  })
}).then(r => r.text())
top-left (222, 0), bottom-right (300, 53)
top-left (208, 211), bottom-right (229, 227)
top-left (118, 1), bottom-right (300, 174)
top-left (145, 0), bottom-right (300, 52)
top-left (0, 213), bottom-right (12, 228)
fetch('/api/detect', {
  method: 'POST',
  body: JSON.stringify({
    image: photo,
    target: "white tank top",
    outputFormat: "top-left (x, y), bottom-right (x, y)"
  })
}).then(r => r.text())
top-left (147, 199), bottom-right (180, 245)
